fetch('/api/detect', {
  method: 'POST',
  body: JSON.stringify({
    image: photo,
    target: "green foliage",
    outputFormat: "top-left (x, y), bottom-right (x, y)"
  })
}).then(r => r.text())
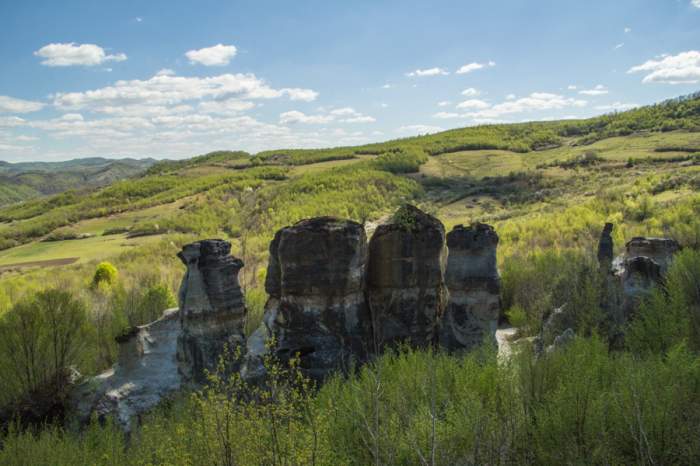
top-left (3, 339), bottom-right (700, 465)
top-left (0, 289), bottom-right (91, 408)
top-left (92, 262), bottom-right (118, 288)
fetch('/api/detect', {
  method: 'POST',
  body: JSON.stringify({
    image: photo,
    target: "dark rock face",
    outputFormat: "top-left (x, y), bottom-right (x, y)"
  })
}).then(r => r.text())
top-left (244, 217), bottom-right (371, 382)
top-left (597, 222), bottom-right (614, 269)
top-left (625, 237), bottom-right (680, 274)
top-left (177, 240), bottom-right (246, 382)
top-left (367, 205), bottom-right (446, 348)
top-left (440, 223), bottom-right (501, 351)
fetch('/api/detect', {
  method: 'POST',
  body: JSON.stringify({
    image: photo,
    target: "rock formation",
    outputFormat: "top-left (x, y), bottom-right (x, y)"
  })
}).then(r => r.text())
top-left (440, 223), bottom-right (501, 351)
top-left (177, 240), bottom-right (246, 382)
top-left (243, 217), bottom-right (371, 382)
top-left (597, 222), bottom-right (614, 269)
top-left (617, 237), bottom-right (679, 316)
top-left (70, 309), bottom-right (182, 432)
top-left (367, 205), bottom-right (446, 348)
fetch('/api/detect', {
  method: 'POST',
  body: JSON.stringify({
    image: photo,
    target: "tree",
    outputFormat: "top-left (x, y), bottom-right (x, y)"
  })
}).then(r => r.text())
top-left (92, 261), bottom-right (118, 288)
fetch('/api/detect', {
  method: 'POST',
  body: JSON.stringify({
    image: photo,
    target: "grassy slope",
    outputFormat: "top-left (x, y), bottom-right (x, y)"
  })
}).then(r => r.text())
top-left (0, 94), bottom-right (698, 270)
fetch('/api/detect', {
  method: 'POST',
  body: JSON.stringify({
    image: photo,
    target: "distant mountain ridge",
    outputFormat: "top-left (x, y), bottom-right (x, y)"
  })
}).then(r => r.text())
top-left (0, 157), bottom-right (157, 206)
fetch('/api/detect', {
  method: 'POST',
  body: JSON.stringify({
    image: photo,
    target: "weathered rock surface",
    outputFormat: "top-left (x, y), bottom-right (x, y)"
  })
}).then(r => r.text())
top-left (440, 223), bottom-right (501, 351)
top-left (367, 205), bottom-right (446, 348)
top-left (617, 237), bottom-right (680, 315)
top-left (243, 217), bottom-right (371, 382)
top-left (70, 309), bottom-right (182, 432)
top-left (177, 240), bottom-right (246, 382)
top-left (597, 222), bottom-right (614, 269)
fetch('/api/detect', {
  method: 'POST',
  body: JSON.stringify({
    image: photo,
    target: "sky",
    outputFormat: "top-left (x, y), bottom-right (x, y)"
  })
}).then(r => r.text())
top-left (0, 0), bottom-right (699, 162)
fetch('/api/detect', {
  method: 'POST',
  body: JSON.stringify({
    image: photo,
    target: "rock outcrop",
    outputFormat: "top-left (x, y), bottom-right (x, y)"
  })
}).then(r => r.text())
top-left (243, 218), bottom-right (371, 382)
top-left (440, 223), bottom-right (501, 351)
top-left (617, 237), bottom-right (680, 316)
top-left (367, 205), bottom-right (446, 348)
top-left (177, 240), bottom-right (246, 382)
top-left (70, 309), bottom-right (182, 432)
top-left (597, 222), bottom-right (614, 269)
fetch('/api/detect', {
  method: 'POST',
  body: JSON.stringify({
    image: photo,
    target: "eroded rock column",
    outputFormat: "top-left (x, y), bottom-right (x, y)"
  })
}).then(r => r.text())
top-left (243, 217), bottom-right (371, 382)
top-left (177, 239), bottom-right (246, 382)
top-left (367, 205), bottom-right (446, 349)
top-left (439, 223), bottom-right (501, 351)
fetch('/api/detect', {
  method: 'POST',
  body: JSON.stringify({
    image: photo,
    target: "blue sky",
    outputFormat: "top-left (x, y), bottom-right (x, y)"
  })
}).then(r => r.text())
top-left (0, 0), bottom-right (699, 161)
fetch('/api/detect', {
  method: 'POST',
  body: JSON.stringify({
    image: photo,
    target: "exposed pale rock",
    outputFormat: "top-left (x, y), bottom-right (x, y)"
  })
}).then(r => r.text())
top-left (243, 217), bottom-right (371, 382)
top-left (70, 309), bottom-right (182, 432)
top-left (440, 223), bottom-right (501, 351)
top-left (367, 205), bottom-right (446, 348)
top-left (177, 239), bottom-right (246, 382)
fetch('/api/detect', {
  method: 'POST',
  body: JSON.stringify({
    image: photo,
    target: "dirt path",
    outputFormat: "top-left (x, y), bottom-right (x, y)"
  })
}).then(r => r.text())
top-left (0, 257), bottom-right (79, 271)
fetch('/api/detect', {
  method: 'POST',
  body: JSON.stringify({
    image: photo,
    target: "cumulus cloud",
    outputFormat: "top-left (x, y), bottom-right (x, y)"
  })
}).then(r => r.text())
top-left (156, 68), bottom-right (175, 76)
top-left (693, 0), bottom-right (700, 8)
top-left (455, 61), bottom-right (495, 75)
top-left (51, 73), bottom-right (318, 110)
top-left (186, 44), bottom-right (238, 66)
top-left (405, 67), bottom-right (449, 77)
top-left (0, 95), bottom-right (44, 113)
top-left (505, 94), bottom-right (516, 100)
top-left (280, 107), bottom-right (375, 124)
top-left (396, 124), bottom-right (444, 135)
top-left (432, 112), bottom-right (462, 119)
top-left (567, 85), bottom-right (577, 90)
top-left (461, 87), bottom-right (480, 96)
top-left (628, 50), bottom-right (700, 84)
top-left (34, 43), bottom-right (127, 67)
top-left (579, 84), bottom-right (609, 96)
top-left (437, 101), bottom-right (451, 107)
top-left (461, 92), bottom-right (587, 119)
top-left (198, 99), bottom-right (255, 115)
top-left (456, 99), bottom-right (490, 109)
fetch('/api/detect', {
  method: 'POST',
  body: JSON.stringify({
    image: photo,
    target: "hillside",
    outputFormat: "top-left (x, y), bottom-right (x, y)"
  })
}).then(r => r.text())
top-left (0, 157), bottom-right (157, 206)
top-left (1, 93), bottom-right (700, 464)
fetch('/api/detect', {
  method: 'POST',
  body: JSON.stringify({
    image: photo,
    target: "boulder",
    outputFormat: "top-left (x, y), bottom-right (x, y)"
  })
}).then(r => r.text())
top-left (243, 217), bottom-right (371, 382)
top-left (70, 309), bottom-right (182, 433)
top-left (177, 239), bottom-right (246, 382)
top-left (624, 237), bottom-right (680, 274)
top-left (367, 205), bottom-right (446, 348)
top-left (440, 223), bottom-right (501, 351)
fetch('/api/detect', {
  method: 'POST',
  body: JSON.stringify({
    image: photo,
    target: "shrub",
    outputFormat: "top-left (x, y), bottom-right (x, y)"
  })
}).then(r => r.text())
top-left (92, 262), bottom-right (118, 288)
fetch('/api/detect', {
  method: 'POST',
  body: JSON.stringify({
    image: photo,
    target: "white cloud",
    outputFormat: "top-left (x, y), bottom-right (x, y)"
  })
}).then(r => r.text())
top-left (614, 43), bottom-right (625, 50)
top-left (405, 67), bottom-right (449, 77)
top-left (279, 111), bottom-right (334, 125)
top-left (396, 124), bottom-right (443, 135)
top-left (567, 85), bottom-right (577, 90)
top-left (595, 102), bottom-right (639, 111)
top-left (456, 99), bottom-right (490, 109)
top-left (456, 60), bottom-right (495, 75)
top-left (463, 92), bottom-right (587, 119)
top-left (52, 73), bottom-right (318, 110)
top-left (579, 84), bottom-right (609, 96)
top-left (461, 87), bottom-right (480, 96)
top-left (344, 116), bottom-right (376, 123)
top-left (437, 101), bottom-right (451, 107)
top-left (693, 0), bottom-right (700, 8)
top-left (135, 17), bottom-right (143, 22)
top-left (198, 99), bottom-right (255, 115)
top-left (280, 107), bottom-right (374, 125)
top-left (185, 44), bottom-right (237, 66)
top-left (156, 68), bottom-right (175, 76)
top-left (0, 116), bottom-right (27, 127)
top-left (382, 83), bottom-right (393, 89)
top-left (0, 95), bottom-right (44, 113)
top-left (433, 112), bottom-right (462, 119)
top-left (624, 27), bottom-right (632, 33)
top-left (628, 50), bottom-right (700, 84)
top-left (380, 103), bottom-right (388, 108)
top-left (34, 43), bottom-right (127, 67)
top-left (505, 94), bottom-right (516, 100)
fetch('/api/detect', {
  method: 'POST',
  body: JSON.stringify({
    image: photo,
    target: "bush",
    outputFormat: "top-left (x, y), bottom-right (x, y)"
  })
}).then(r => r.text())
top-left (92, 262), bottom-right (118, 288)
